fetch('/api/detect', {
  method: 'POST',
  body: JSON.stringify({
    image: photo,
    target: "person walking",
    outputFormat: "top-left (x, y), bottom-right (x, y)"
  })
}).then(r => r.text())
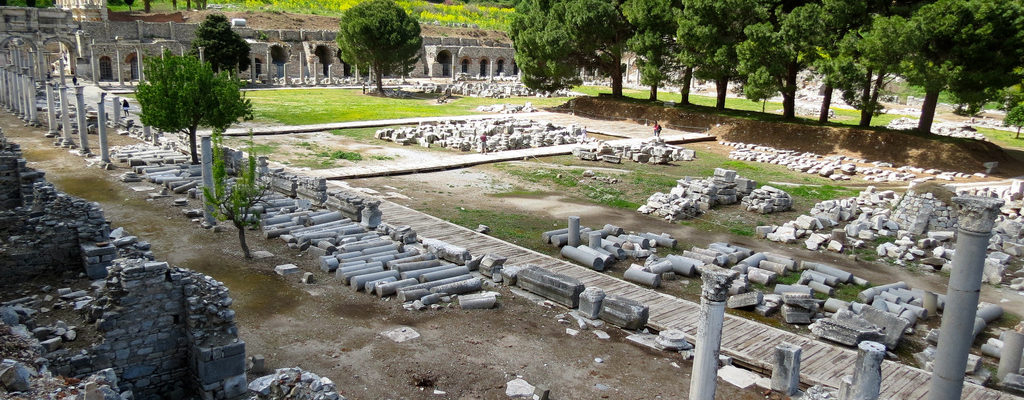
top-left (653, 121), bottom-right (662, 138)
top-left (480, 134), bottom-right (488, 154)
top-left (122, 99), bottom-right (130, 117)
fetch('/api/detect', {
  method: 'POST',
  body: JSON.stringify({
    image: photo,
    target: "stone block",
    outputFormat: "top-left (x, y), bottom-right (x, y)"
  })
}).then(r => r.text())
top-left (809, 310), bottom-right (885, 346)
top-left (859, 306), bottom-right (910, 350)
top-left (578, 287), bottom-right (605, 319)
top-left (727, 291), bottom-right (762, 309)
top-left (598, 295), bottom-right (649, 330)
top-left (196, 352), bottom-right (246, 385)
top-left (516, 267), bottom-right (585, 308)
top-left (274, 264), bottom-right (300, 276)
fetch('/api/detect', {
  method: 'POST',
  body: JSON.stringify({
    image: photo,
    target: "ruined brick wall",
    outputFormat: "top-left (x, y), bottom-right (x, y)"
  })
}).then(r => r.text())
top-left (891, 189), bottom-right (958, 235)
top-left (52, 259), bottom-right (247, 400)
top-left (0, 132), bottom-right (108, 282)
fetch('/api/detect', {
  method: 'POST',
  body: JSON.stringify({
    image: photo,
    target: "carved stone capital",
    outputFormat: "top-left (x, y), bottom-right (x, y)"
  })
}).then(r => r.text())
top-left (698, 265), bottom-right (739, 302)
top-left (953, 196), bottom-right (1003, 234)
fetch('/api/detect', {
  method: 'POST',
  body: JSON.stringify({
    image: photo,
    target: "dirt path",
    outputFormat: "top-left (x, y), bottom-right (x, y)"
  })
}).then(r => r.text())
top-left (2, 114), bottom-right (767, 399)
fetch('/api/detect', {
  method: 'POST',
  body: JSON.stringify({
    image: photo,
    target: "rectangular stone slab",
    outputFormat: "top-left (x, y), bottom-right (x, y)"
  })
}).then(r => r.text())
top-left (516, 267), bottom-right (584, 308)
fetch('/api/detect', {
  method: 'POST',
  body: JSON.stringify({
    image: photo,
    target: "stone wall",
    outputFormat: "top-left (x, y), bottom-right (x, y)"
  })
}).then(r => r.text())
top-left (0, 130), bottom-right (246, 399)
top-left (49, 259), bottom-right (247, 400)
top-left (891, 188), bottom-right (958, 235)
top-left (0, 130), bottom-right (109, 282)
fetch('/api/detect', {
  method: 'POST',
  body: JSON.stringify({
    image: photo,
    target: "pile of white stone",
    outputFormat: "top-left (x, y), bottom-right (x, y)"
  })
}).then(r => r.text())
top-left (740, 185), bottom-right (793, 214)
top-left (573, 139), bottom-right (695, 165)
top-left (474, 103), bottom-right (538, 113)
top-left (638, 168), bottom-right (755, 222)
top-left (246, 367), bottom-right (344, 400)
top-left (416, 81), bottom-right (571, 98)
top-left (887, 117), bottom-right (988, 141)
top-left (759, 187), bottom-right (901, 252)
top-left (955, 181), bottom-right (1024, 218)
top-left (375, 118), bottom-right (594, 152)
top-left (723, 141), bottom-right (977, 182)
top-left (110, 143), bottom-right (190, 166)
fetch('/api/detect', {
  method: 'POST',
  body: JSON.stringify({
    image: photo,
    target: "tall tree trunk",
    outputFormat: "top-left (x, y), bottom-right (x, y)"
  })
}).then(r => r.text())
top-left (1016, 126), bottom-right (1021, 139)
top-left (236, 221), bottom-right (251, 259)
top-left (186, 0), bottom-right (191, 9)
top-left (144, 0), bottom-right (151, 12)
top-left (680, 66), bottom-right (692, 105)
top-left (171, 0), bottom-right (176, 9)
top-left (649, 83), bottom-right (658, 101)
top-left (715, 76), bottom-right (728, 110)
top-left (375, 65), bottom-right (384, 95)
top-left (189, 128), bottom-right (199, 165)
top-left (819, 84), bottom-right (833, 123)
top-left (917, 89), bottom-right (940, 134)
top-left (781, 62), bottom-right (799, 119)
top-left (610, 58), bottom-right (623, 97)
top-left (858, 69), bottom-right (873, 127)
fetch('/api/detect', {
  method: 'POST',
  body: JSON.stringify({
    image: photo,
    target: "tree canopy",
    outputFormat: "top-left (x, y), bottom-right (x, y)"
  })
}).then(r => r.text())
top-left (336, 0), bottom-right (423, 94)
top-left (677, 0), bottom-right (766, 109)
top-left (137, 52), bottom-right (252, 164)
top-left (903, 0), bottom-right (1024, 133)
top-left (506, 0), bottom-right (1024, 136)
top-left (191, 14), bottom-right (251, 73)
top-left (510, 0), bottom-right (633, 96)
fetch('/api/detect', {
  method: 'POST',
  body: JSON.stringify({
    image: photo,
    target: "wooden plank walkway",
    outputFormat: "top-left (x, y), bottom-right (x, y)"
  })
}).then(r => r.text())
top-left (308, 133), bottom-right (715, 180)
top-left (369, 197), bottom-right (1018, 400)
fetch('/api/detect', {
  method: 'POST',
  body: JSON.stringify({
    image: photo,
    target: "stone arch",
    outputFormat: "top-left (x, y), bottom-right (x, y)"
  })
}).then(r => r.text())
top-left (314, 45), bottom-right (332, 76)
top-left (479, 58), bottom-right (489, 77)
top-left (436, 50), bottom-right (452, 77)
top-left (125, 52), bottom-right (139, 80)
top-left (460, 58), bottom-right (470, 74)
top-left (269, 45), bottom-right (288, 78)
top-left (496, 58), bottom-right (505, 76)
top-left (98, 56), bottom-right (113, 81)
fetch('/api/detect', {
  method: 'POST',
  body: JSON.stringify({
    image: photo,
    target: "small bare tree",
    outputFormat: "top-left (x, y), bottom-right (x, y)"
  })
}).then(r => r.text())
top-left (203, 129), bottom-right (269, 258)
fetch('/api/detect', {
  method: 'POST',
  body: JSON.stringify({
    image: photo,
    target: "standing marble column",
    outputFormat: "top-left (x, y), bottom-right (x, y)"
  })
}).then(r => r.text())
top-left (998, 332), bottom-right (1024, 381)
top-left (250, 54), bottom-right (256, 84)
top-left (689, 266), bottom-right (739, 400)
top-left (136, 48), bottom-right (145, 82)
top-left (44, 83), bottom-right (58, 137)
top-left (74, 85), bottom-right (90, 154)
top-left (25, 67), bottom-right (40, 126)
top-left (839, 341), bottom-right (886, 400)
top-left (98, 92), bottom-right (109, 164)
top-left (115, 47), bottom-right (123, 87)
top-left (58, 84), bottom-right (73, 146)
top-left (25, 70), bottom-right (37, 125)
top-left (111, 95), bottom-right (121, 126)
top-left (928, 196), bottom-right (1004, 400)
top-left (2, 69), bottom-right (9, 110)
top-left (201, 135), bottom-right (216, 226)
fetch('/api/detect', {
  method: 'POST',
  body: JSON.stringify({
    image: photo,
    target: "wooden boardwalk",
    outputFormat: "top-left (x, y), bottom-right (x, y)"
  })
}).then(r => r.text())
top-left (308, 133), bottom-right (714, 180)
top-left (370, 198), bottom-right (1018, 400)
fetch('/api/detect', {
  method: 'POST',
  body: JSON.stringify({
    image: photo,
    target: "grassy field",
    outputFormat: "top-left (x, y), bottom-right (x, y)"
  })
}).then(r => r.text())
top-left (106, 0), bottom-right (513, 30)
top-left (245, 89), bottom-right (570, 125)
top-left (246, 85), bottom-right (907, 129)
top-left (573, 85), bottom-right (904, 129)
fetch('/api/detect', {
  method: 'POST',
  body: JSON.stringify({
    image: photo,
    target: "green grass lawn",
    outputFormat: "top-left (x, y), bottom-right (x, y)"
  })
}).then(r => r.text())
top-left (245, 89), bottom-right (570, 125)
top-left (573, 85), bottom-right (904, 129)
